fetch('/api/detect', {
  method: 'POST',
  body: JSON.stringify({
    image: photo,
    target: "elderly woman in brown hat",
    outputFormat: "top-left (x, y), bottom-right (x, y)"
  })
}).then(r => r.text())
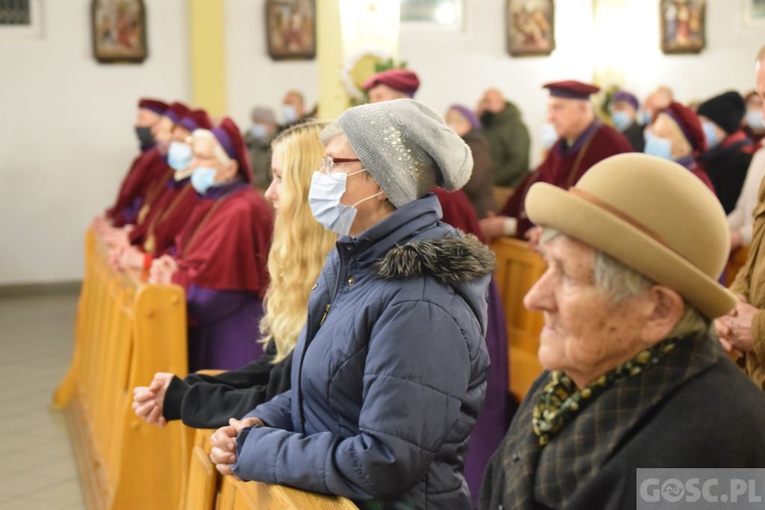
top-left (479, 153), bottom-right (765, 510)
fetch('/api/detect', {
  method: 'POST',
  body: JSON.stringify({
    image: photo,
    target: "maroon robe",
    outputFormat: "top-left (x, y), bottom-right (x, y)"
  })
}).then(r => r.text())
top-left (106, 148), bottom-right (169, 227)
top-left (434, 187), bottom-right (512, 506)
top-left (173, 181), bottom-right (272, 297)
top-left (433, 188), bottom-right (485, 243)
top-left (500, 121), bottom-right (634, 237)
top-left (171, 180), bottom-right (273, 370)
top-left (128, 176), bottom-right (199, 257)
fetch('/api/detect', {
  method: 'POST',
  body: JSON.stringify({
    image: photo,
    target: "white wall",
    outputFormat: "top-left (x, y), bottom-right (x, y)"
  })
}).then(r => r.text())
top-left (402, 0), bottom-right (765, 166)
top-left (1, 0), bottom-right (763, 285)
top-left (225, 0), bottom-right (318, 131)
top-left (0, 0), bottom-right (189, 285)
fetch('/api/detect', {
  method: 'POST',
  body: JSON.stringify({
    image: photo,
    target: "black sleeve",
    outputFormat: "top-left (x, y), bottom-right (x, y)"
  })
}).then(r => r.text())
top-left (162, 340), bottom-right (295, 429)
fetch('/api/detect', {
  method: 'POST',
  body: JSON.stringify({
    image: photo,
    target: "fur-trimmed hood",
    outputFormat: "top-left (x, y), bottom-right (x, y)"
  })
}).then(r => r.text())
top-left (373, 234), bottom-right (495, 284)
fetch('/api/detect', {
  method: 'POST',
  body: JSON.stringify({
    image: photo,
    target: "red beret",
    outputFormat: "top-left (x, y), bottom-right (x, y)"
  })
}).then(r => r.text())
top-left (363, 69), bottom-right (420, 96)
top-left (661, 102), bottom-right (707, 156)
top-left (163, 101), bottom-right (191, 124)
top-left (543, 80), bottom-right (600, 100)
top-left (211, 117), bottom-right (251, 183)
top-left (178, 109), bottom-right (213, 132)
top-left (138, 98), bottom-right (169, 115)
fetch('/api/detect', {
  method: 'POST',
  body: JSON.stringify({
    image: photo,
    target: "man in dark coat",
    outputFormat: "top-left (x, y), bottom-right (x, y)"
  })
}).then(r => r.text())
top-left (479, 153), bottom-right (765, 510)
top-left (477, 87), bottom-right (531, 187)
top-left (479, 80), bottom-right (633, 241)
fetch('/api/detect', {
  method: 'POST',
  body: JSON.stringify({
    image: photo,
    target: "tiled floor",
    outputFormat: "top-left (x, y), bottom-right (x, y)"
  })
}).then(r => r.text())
top-left (0, 290), bottom-right (85, 510)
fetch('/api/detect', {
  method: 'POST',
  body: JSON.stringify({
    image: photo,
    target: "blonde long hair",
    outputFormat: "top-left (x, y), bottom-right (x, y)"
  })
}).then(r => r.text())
top-left (259, 121), bottom-right (337, 362)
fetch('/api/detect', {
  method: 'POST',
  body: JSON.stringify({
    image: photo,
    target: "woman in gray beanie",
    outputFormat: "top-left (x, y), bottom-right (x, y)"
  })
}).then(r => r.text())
top-left (210, 98), bottom-right (495, 509)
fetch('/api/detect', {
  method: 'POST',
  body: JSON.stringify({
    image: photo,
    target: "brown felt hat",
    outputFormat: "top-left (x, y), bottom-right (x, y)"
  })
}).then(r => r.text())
top-left (525, 153), bottom-right (735, 319)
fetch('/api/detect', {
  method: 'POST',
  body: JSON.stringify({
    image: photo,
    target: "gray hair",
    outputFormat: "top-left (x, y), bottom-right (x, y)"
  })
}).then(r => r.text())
top-left (191, 129), bottom-right (231, 166)
top-left (319, 123), bottom-right (344, 146)
top-left (540, 228), bottom-right (709, 337)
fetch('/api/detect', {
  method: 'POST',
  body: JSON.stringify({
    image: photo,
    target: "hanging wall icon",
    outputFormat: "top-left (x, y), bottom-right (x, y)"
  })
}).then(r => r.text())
top-left (91, 0), bottom-right (148, 64)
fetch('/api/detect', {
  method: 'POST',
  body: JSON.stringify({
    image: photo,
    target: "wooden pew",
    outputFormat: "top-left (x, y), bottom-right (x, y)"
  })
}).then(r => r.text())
top-left (183, 428), bottom-right (358, 510)
top-left (490, 237), bottom-right (545, 401)
top-left (52, 228), bottom-right (188, 510)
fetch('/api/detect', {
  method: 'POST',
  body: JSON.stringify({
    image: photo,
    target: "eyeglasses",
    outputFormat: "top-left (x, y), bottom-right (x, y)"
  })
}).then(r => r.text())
top-left (321, 155), bottom-right (361, 175)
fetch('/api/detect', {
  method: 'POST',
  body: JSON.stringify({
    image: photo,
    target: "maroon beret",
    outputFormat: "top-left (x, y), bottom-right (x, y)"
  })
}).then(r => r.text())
top-left (163, 102), bottom-right (191, 124)
top-left (362, 69), bottom-right (420, 97)
top-left (138, 98), bottom-right (169, 115)
top-left (212, 117), bottom-right (251, 183)
top-left (178, 109), bottom-right (213, 132)
top-left (543, 80), bottom-right (600, 100)
top-left (661, 101), bottom-right (707, 156)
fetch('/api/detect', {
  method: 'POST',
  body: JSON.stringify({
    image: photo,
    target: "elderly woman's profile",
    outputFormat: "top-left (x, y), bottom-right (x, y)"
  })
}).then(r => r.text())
top-left (479, 153), bottom-right (765, 510)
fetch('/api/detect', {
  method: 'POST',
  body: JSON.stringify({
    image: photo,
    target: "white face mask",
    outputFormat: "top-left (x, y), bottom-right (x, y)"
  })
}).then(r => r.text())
top-left (541, 122), bottom-right (559, 150)
top-left (308, 169), bottom-right (382, 236)
top-left (281, 105), bottom-right (298, 124)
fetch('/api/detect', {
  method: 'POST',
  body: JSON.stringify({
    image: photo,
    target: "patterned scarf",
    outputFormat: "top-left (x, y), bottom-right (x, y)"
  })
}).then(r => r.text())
top-left (532, 338), bottom-right (678, 446)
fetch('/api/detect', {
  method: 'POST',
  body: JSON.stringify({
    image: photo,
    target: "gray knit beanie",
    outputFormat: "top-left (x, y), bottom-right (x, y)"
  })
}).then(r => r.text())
top-left (336, 98), bottom-right (474, 208)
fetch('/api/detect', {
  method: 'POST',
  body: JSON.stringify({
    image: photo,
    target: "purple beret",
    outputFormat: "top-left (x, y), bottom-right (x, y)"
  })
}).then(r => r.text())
top-left (178, 109), bottom-right (213, 132)
top-left (448, 104), bottom-right (482, 130)
top-left (211, 117), bottom-right (251, 183)
top-left (164, 102), bottom-right (191, 124)
top-left (611, 90), bottom-right (640, 111)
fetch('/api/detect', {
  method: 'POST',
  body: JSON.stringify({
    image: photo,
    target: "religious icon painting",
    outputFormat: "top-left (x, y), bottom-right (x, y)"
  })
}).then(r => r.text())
top-left (505, 0), bottom-right (555, 57)
top-left (660, 0), bottom-right (706, 54)
top-left (265, 0), bottom-right (317, 61)
top-left (91, 0), bottom-right (148, 63)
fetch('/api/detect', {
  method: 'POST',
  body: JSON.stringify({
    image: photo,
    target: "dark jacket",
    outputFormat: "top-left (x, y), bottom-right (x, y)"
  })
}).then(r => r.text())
top-left (243, 131), bottom-right (275, 189)
top-left (479, 332), bottom-right (765, 510)
top-left (462, 129), bottom-right (497, 218)
top-left (480, 101), bottom-right (531, 187)
top-left (233, 194), bottom-right (493, 509)
top-left (162, 339), bottom-right (293, 428)
top-left (622, 120), bottom-right (645, 152)
top-left (698, 131), bottom-right (754, 214)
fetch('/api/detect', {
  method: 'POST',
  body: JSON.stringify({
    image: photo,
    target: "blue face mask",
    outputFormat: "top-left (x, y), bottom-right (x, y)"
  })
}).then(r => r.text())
top-left (702, 120), bottom-right (720, 149)
top-left (281, 105), bottom-right (298, 124)
top-left (308, 169), bottom-right (382, 236)
top-left (541, 122), bottom-right (558, 150)
top-left (640, 110), bottom-right (653, 126)
top-left (611, 110), bottom-right (632, 132)
top-left (644, 130), bottom-right (673, 160)
top-left (746, 110), bottom-right (765, 131)
top-left (167, 141), bottom-right (193, 172)
top-left (191, 167), bottom-right (217, 194)
top-left (249, 124), bottom-right (268, 139)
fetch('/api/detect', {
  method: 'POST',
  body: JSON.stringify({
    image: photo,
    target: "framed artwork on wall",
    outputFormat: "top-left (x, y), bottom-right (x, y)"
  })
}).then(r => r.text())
top-left (743, 0), bottom-right (765, 25)
top-left (505, 0), bottom-right (555, 57)
top-left (265, 0), bottom-right (316, 61)
top-left (91, 0), bottom-right (147, 64)
top-left (0, 0), bottom-right (43, 38)
top-left (660, 0), bottom-right (705, 54)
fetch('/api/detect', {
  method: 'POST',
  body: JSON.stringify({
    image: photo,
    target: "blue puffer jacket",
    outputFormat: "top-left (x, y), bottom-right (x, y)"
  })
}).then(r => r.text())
top-left (233, 194), bottom-right (494, 509)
